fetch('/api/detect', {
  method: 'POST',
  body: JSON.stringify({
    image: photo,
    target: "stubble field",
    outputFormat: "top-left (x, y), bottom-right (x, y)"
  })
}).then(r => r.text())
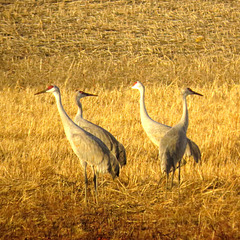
top-left (0, 1), bottom-right (240, 239)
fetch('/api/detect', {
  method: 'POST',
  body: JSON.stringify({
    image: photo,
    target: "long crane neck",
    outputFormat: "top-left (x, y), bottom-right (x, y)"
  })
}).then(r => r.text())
top-left (178, 95), bottom-right (188, 133)
top-left (53, 90), bottom-right (76, 133)
top-left (75, 97), bottom-right (83, 118)
top-left (139, 86), bottom-right (153, 123)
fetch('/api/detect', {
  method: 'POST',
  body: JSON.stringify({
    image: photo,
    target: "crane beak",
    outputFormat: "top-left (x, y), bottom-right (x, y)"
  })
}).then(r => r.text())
top-left (187, 88), bottom-right (203, 97)
top-left (34, 89), bottom-right (47, 95)
top-left (85, 92), bottom-right (97, 97)
top-left (76, 90), bottom-right (97, 97)
top-left (192, 90), bottom-right (203, 97)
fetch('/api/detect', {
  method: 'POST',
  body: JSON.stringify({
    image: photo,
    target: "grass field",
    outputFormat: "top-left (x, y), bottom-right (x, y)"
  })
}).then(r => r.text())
top-left (1, 0), bottom-right (240, 239)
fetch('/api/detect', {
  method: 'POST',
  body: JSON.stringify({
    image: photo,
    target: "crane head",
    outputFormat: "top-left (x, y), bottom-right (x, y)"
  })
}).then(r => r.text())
top-left (34, 85), bottom-right (59, 95)
top-left (182, 88), bottom-right (203, 97)
top-left (76, 90), bottom-right (97, 99)
top-left (132, 81), bottom-right (143, 90)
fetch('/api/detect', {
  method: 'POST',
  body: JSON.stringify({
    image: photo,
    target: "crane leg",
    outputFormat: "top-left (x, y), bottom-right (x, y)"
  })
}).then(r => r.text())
top-left (84, 163), bottom-right (88, 204)
top-left (178, 160), bottom-right (181, 186)
top-left (166, 172), bottom-right (169, 190)
top-left (171, 166), bottom-right (175, 189)
top-left (92, 166), bottom-right (98, 204)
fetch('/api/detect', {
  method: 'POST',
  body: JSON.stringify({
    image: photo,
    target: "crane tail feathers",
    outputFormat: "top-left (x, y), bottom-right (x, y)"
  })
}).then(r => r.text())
top-left (160, 150), bottom-right (174, 175)
top-left (117, 144), bottom-right (127, 167)
top-left (185, 139), bottom-right (201, 163)
top-left (110, 159), bottom-right (120, 179)
top-left (109, 154), bottom-right (120, 179)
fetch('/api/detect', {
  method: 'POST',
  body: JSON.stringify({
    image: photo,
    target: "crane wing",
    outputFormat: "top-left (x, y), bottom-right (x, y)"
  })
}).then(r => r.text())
top-left (159, 128), bottom-right (187, 171)
top-left (76, 119), bottom-right (114, 150)
top-left (76, 118), bottom-right (126, 167)
top-left (146, 121), bottom-right (201, 164)
top-left (70, 132), bottom-right (111, 174)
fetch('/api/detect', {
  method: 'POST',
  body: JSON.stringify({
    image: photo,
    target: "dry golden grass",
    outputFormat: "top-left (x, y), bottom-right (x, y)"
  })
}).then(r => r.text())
top-left (1, 0), bottom-right (240, 239)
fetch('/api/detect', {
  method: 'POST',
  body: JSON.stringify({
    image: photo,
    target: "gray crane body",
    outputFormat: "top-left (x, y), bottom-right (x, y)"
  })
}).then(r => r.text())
top-left (160, 127), bottom-right (187, 176)
top-left (159, 88), bottom-right (203, 188)
top-left (159, 96), bottom-right (189, 177)
top-left (74, 91), bottom-right (126, 167)
top-left (35, 85), bottom-right (119, 202)
top-left (132, 81), bottom-right (201, 163)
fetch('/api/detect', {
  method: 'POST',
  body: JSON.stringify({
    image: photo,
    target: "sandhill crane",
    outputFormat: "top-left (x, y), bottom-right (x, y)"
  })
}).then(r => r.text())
top-left (131, 81), bottom-right (201, 163)
top-left (74, 90), bottom-right (126, 167)
top-left (34, 85), bottom-right (120, 203)
top-left (159, 88), bottom-right (203, 189)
